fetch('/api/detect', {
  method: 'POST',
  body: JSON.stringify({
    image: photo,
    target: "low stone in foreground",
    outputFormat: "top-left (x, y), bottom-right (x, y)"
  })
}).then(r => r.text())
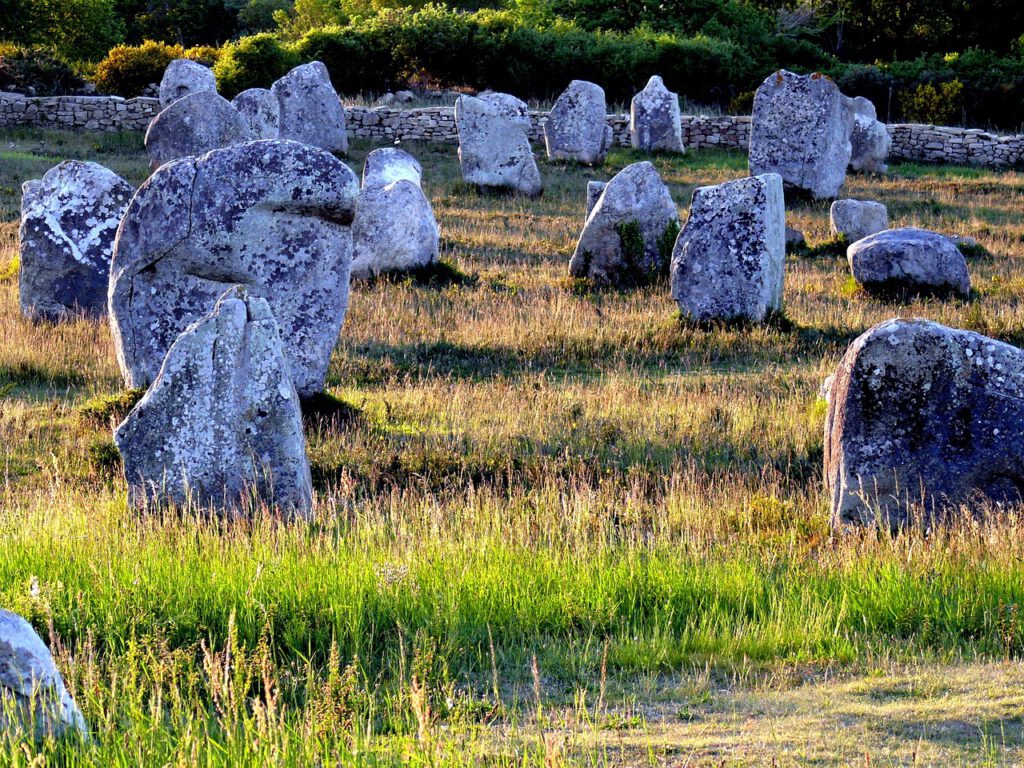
top-left (847, 227), bottom-right (969, 297)
top-left (455, 94), bottom-right (542, 197)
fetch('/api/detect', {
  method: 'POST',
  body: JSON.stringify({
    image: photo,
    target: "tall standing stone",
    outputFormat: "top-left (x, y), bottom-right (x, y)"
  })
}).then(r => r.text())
top-left (630, 75), bottom-right (684, 153)
top-left (272, 61), bottom-right (348, 154)
top-left (351, 180), bottom-right (439, 280)
top-left (455, 94), bottom-right (542, 197)
top-left (159, 59), bottom-right (216, 109)
top-left (544, 80), bottom-right (613, 165)
top-left (848, 96), bottom-right (891, 173)
top-left (231, 88), bottom-right (280, 140)
top-left (362, 147), bottom-right (423, 189)
top-left (145, 91), bottom-right (253, 171)
top-left (477, 91), bottom-right (532, 128)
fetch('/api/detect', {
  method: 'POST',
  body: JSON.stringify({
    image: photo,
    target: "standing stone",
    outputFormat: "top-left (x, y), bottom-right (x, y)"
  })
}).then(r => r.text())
top-left (847, 227), bottom-right (970, 297)
top-left (544, 80), bottom-right (613, 165)
top-left (830, 199), bottom-right (889, 242)
top-left (585, 181), bottom-right (606, 218)
top-left (826, 318), bottom-right (1024, 528)
top-left (749, 70), bottom-right (853, 199)
top-left (569, 161), bottom-right (679, 285)
top-left (477, 91), bottom-right (532, 128)
top-left (362, 147), bottom-right (423, 189)
top-left (158, 59), bottom-right (216, 109)
top-left (0, 609), bottom-right (87, 740)
top-left (630, 75), bottom-right (684, 153)
top-left (231, 88), bottom-right (280, 140)
top-left (145, 91), bottom-right (253, 171)
top-left (455, 95), bottom-right (542, 197)
top-left (272, 61), bottom-right (348, 154)
top-left (351, 180), bottom-right (439, 279)
top-left (109, 140), bottom-right (358, 397)
top-left (848, 96), bottom-right (891, 173)
top-left (115, 287), bottom-right (313, 516)
top-left (671, 173), bottom-right (786, 323)
top-left (19, 161), bottom-right (133, 321)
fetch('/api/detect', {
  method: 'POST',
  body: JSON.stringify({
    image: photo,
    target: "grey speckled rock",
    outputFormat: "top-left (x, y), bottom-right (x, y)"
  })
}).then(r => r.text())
top-left (569, 161), bottom-right (679, 285)
top-left (272, 62), bottom-right (348, 154)
top-left (544, 80), bottom-right (612, 165)
top-left (455, 95), bottom-right (542, 197)
top-left (159, 59), bottom-right (216, 109)
top-left (630, 75), bottom-right (684, 153)
top-left (109, 139), bottom-right (358, 396)
top-left (115, 287), bottom-right (312, 516)
top-left (585, 181), bottom-right (606, 218)
top-left (19, 161), bottom-right (133, 321)
top-left (351, 179), bottom-right (439, 279)
top-left (477, 91), bottom-right (531, 128)
top-left (849, 96), bottom-right (891, 173)
top-left (231, 88), bottom-right (280, 140)
top-left (785, 226), bottom-right (806, 249)
top-left (0, 609), bottom-right (87, 740)
top-left (847, 227), bottom-right (969, 297)
top-left (671, 173), bottom-right (786, 322)
top-left (826, 318), bottom-right (1024, 528)
top-left (145, 91), bottom-right (253, 171)
top-left (830, 198), bottom-right (888, 242)
top-left (749, 70), bottom-right (853, 199)
top-left (362, 147), bottom-right (422, 189)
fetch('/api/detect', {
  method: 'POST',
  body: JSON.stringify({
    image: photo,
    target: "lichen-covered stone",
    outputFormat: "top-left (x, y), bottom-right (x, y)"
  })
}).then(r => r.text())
top-left (749, 70), bottom-right (853, 199)
top-left (351, 179), bottom-right (439, 279)
top-left (145, 91), bottom-right (252, 170)
top-left (362, 147), bottom-right (422, 189)
top-left (826, 318), bottom-right (1024, 528)
top-left (569, 161), bottom-right (679, 285)
top-left (849, 96), bottom-right (891, 173)
top-left (455, 95), bottom-right (541, 197)
top-left (272, 62), bottom-right (348, 154)
top-left (0, 609), bottom-right (87, 740)
top-left (114, 287), bottom-right (312, 516)
top-left (847, 227), bottom-right (969, 297)
top-left (231, 88), bottom-right (280, 140)
top-left (109, 139), bottom-right (358, 397)
top-left (630, 75), bottom-right (684, 153)
top-left (544, 80), bottom-right (612, 164)
top-left (671, 173), bottom-right (786, 322)
top-left (830, 198), bottom-right (888, 242)
top-left (477, 91), bottom-right (531, 128)
top-left (159, 59), bottom-right (216, 109)
top-left (19, 161), bottom-right (133, 321)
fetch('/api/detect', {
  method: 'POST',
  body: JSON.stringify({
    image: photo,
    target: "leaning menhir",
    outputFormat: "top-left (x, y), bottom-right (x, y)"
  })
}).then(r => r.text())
top-left (544, 80), bottom-right (613, 165)
top-left (144, 91), bottom-right (253, 170)
top-left (109, 140), bottom-right (358, 397)
top-left (455, 94), bottom-right (542, 197)
top-left (826, 318), bottom-right (1024, 528)
top-left (272, 61), bottom-right (348, 155)
top-left (19, 161), bottom-right (133, 321)
top-left (749, 70), bottom-right (853, 200)
top-left (158, 58), bottom-right (216, 109)
top-left (671, 173), bottom-right (786, 323)
top-left (630, 75), bottom-right (684, 153)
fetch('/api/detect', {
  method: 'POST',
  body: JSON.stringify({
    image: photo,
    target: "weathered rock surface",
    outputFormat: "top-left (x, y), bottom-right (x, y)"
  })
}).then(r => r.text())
top-left (159, 59), bottom-right (216, 109)
top-left (477, 91), bottom-right (531, 128)
top-left (544, 80), bottom-right (612, 164)
top-left (0, 609), bottom-right (87, 740)
top-left (351, 179), bottom-right (439, 279)
top-left (19, 161), bottom-right (133, 321)
top-left (671, 173), bottom-right (786, 322)
top-left (145, 91), bottom-right (253, 170)
top-left (115, 287), bottom-right (312, 515)
top-left (109, 140), bottom-right (358, 396)
top-left (849, 96), bottom-right (891, 173)
top-left (630, 75), bottom-right (684, 153)
top-left (569, 161), bottom-right (679, 285)
top-left (826, 318), bottom-right (1024, 528)
top-left (749, 70), bottom-right (853, 199)
top-left (830, 198), bottom-right (889, 242)
top-left (585, 180), bottom-right (606, 218)
top-left (847, 227), bottom-right (970, 297)
top-left (455, 94), bottom-right (542, 197)
top-left (362, 147), bottom-right (422, 189)
top-left (785, 226), bottom-right (806, 249)
top-left (231, 88), bottom-right (280, 140)
top-left (272, 61), bottom-right (347, 154)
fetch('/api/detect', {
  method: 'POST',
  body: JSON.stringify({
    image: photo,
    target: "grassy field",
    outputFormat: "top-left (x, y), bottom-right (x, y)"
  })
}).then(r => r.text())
top-left (2, 126), bottom-right (1024, 765)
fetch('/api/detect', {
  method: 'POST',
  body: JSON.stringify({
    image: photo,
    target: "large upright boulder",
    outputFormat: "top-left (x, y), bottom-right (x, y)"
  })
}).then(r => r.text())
top-left (18, 161), bottom-right (133, 321)
top-left (455, 94), bottom-right (542, 197)
top-left (351, 180), bottom-right (439, 280)
top-left (159, 59), bottom-right (216, 109)
top-left (109, 140), bottom-right (358, 397)
top-left (847, 227), bottom-right (970, 297)
top-left (272, 62), bottom-right (348, 154)
top-left (569, 161), bottom-right (679, 285)
top-left (115, 288), bottom-right (312, 515)
top-left (231, 88), bottom-right (280, 140)
top-left (630, 75), bottom-right (684, 153)
top-left (749, 70), bottom-right (853, 199)
top-left (362, 147), bottom-right (422, 189)
top-left (848, 96), bottom-right (891, 173)
top-left (145, 91), bottom-right (252, 170)
top-left (826, 319), bottom-right (1024, 528)
top-left (671, 173), bottom-right (786, 323)
top-left (544, 80), bottom-right (613, 165)
top-left (0, 609), bottom-right (87, 740)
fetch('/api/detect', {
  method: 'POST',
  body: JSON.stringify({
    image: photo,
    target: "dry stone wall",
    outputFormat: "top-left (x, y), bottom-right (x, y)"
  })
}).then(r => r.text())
top-left (3, 92), bottom-right (1022, 168)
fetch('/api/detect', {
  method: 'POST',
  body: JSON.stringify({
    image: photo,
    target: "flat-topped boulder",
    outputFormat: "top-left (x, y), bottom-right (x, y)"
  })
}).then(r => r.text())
top-left (351, 179), bottom-right (439, 279)
top-left (159, 58), bottom-right (216, 109)
top-left (272, 61), bottom-right (348, 154)
top-left (749, 70), bottom-right (853, 199)
top-left (231, 88), bottom-right (280, 140)
top-left (115, 288), bottom-right (312, 516)
top-left (849, 96), bottom-right (891, 173)
top-left (144, 91), bottom-right (253, 170)
top-left (362, 147), bottom-right (423, 189)
top-left (544, 80), bottom-right (612, 165)
top-left (630, 75), bottom-right (684, 153)
top-left (671, 173), bottom-right (786, 322)
top-left (455, 94), bottom-right (541, 197)
top-left (830, 198), bottom-right (888, 242)
top-left (109, 140), bottom-right (358, 397)
top-left (826, 318), bottom-right (1024, 528)
top-left (18, 160), bottom-right (133, 321)
top-left (847, 227), bottom-right (969, 297)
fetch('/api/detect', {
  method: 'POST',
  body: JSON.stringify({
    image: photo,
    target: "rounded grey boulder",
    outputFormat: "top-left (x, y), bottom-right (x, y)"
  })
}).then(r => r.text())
top-left (847, 227), bottom-right (970, 297)
top-left (145, 91), bottom-right (253, 171)
top-left (455, 94), bottom-right (542, 197)
top-left (158, 58), bottom-right (216, 109)
top-left (351, 179), bottom-right (439, 280)
top-left (231, 88), bottom-right (280, 140)
top-left (630, 75), bottom-right (684, 153)
top-left (829, 198), bottom-right (888, 242)
top-left (272, 61), bottom-right (348, 154)
top-left (362, 147), bottom-right (423, 189)
top-left (544, 80), bottom-right (612, 165)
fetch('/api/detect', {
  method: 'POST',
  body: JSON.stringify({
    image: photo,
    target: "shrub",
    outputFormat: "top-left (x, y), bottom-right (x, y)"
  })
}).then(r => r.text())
top-left (93, 40), bottom-right (222, 96)
top-left (900, 79), bottom-right (964, 125)
top-left (0, 45), bottom-right (85, 96)
top-left (214, 33), bottom-right (298, 98)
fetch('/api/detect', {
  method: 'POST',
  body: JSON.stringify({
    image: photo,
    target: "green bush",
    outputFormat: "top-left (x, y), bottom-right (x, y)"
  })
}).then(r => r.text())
top-left (900, 79), bottom-right (965, 125)
top-left (93, 40), bottom-right (221, 96)
top-left (0, 45), bottom-right (85, 96)
top-left (214, 33), bottom-right (298, 98)
top-left (0, 0), bottom-right (124, 62)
